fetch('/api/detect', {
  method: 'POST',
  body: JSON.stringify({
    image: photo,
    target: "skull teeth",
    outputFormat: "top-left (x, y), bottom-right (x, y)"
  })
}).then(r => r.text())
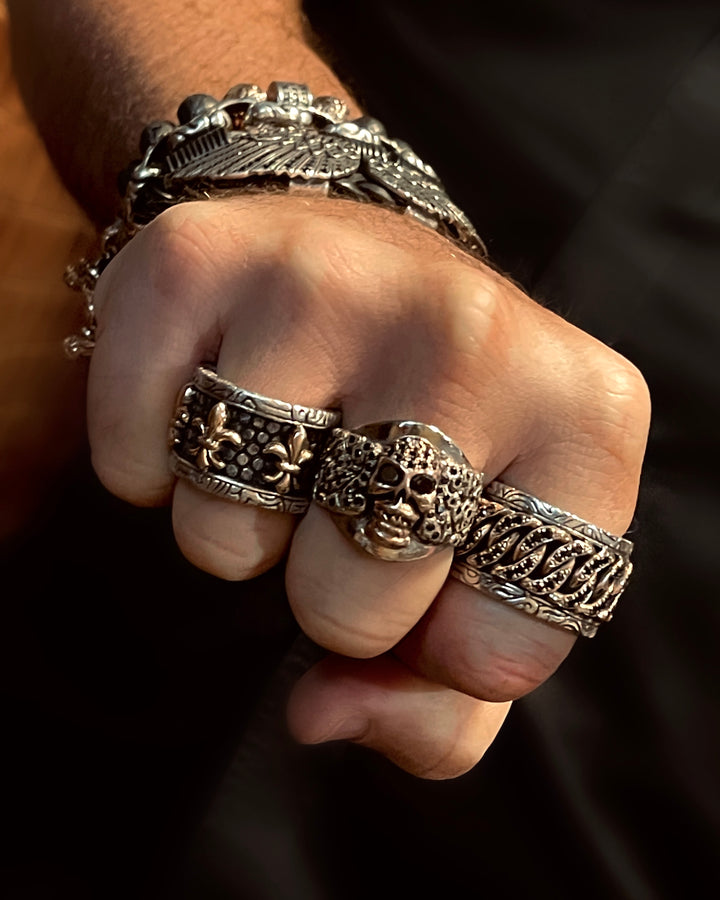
top-left (381, 512), bottom-right (412, 527)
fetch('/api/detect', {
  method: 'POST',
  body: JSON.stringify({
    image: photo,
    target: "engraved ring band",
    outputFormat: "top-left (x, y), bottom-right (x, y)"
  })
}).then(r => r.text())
top-left (451, 481), bottom-right (634, 637)
top-left (169, 364), bottom-right (341, 513)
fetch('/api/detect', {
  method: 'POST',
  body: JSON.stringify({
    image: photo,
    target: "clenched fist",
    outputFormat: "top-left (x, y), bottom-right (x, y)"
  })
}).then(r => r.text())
top-left (86, 192), bottom-right (650, 778)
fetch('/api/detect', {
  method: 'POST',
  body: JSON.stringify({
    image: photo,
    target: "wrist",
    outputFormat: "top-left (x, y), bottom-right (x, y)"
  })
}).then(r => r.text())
top-left (7, 1), bottom-right (359, 223)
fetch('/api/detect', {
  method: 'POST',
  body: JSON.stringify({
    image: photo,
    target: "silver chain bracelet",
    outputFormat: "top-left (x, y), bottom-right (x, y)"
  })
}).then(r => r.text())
top-left (64, 80), bottom-right (486, 358)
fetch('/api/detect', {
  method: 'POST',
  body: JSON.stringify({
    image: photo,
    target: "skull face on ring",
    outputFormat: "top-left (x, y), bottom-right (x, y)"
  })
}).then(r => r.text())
top-left (364, 436), bottom-right (441, 549)
top-left (313, 422), bottom-right (484, 561)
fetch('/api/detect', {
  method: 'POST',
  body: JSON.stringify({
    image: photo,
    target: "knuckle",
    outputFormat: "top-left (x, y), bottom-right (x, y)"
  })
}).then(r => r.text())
top-left (275, 211), bottom-right (416, 321)
top-left (408, 589), bottom-right (573, 704)
top-left (599, 354), bottom-right (652, 423)
top-left (456, 645), bottom-right (561, 702)
top-left (138, 203), bottom-right (219, 318)
top-left (583, 352), bottom-right (652, 465)
top-left (412, 697), bottom-right (503, 780)
top-left (288, 601), bottom-right (396, 659)
top-left (426, 268), bottom-right (522, 410)
top-left (435, 267), bottom-right (505, 350)
top-left (266, 217), bottom-right (380, 345)
top-left (91, 449), bottom-right (172, 507)
top-left (172, 517), bottom-right (269, 581)
top-left (280, 215), bottom-right (366, 289)
top-left (87, 381), bottom-right (173, 505)
top-left (171, 500), bottom-right (290, 581)
top-left (415, 740), bottom-right (484, 781)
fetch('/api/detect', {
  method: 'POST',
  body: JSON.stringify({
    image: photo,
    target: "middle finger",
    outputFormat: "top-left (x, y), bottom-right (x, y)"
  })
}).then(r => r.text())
top-left (286, 265), bottom-right (647, 695)
top-left (286, 266), bottom-right (544, 658)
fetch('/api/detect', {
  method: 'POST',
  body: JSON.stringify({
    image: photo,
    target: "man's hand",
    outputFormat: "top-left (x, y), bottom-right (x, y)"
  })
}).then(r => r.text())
top-left (86, 191), bottom-right (650, 778)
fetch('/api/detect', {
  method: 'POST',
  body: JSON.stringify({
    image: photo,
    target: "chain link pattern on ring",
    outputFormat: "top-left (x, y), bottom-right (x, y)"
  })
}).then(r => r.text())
top-left (451, 482), bottom-right (634, 637)
top-left (64, 80), bottom-right (487, 358)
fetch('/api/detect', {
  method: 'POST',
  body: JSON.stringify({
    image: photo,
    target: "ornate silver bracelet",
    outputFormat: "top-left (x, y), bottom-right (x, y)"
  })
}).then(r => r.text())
top-left (64, 80), bottom-right (486, 358)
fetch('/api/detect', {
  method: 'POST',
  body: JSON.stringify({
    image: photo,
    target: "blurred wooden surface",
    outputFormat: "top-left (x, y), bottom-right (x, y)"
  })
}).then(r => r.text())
top-left (0, 2), bottom-right (96, 542)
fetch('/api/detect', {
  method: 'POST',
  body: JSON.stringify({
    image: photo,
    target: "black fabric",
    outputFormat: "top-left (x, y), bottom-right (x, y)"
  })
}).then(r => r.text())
top-left (3, 2), bottom-right (720, 898)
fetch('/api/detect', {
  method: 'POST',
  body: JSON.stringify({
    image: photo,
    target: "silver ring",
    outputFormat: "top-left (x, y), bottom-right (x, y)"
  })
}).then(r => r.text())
top-left (451, 481), bottom-right (634, 637)
top-left (169, 365), bottom-right (341, 512)
top-left (313, 421), bottom-right (484, 561)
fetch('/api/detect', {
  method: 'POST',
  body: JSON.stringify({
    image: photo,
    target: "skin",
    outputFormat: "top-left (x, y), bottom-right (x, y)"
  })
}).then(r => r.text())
top-left (7, 0), bottom-right (651, 779)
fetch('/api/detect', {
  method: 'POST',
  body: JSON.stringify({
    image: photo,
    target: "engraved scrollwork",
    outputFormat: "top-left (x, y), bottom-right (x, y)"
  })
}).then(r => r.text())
top-left (452, 566), bottom-right (601, 638)
top-left (487, 483), bottom-right (634, 553)
top-left (191, 366), bottom-right (341, 428)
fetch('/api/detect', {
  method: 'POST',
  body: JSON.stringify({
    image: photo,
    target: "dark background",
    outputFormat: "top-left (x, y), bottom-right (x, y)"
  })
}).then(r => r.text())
top-left (2, 2), bottom-right (719, 897)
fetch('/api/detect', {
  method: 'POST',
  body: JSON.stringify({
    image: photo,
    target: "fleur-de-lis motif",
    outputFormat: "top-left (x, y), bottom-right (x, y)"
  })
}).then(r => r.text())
top-left (189, 402), bottom-right (243, 470)
top-left (263, 425), bottom-right (313, 494)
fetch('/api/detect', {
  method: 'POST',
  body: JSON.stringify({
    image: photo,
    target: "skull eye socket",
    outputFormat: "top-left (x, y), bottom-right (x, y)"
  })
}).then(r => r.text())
top-left (410, 474), bottom-right (436, 495)
top-left (377, 462), bottom-right (403, 486)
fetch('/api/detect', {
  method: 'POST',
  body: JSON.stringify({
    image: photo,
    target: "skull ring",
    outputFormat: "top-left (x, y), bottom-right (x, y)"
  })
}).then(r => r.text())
top-left (313, 421), bottom-right (484, 561)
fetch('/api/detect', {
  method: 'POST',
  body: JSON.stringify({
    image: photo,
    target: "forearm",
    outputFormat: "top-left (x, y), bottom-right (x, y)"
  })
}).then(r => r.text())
top-left (6, 0), bottom-right (358, 223)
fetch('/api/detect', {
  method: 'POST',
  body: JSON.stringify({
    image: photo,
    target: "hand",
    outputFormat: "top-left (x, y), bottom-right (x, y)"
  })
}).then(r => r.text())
top-left (87, 192), bottom-right (650, 778)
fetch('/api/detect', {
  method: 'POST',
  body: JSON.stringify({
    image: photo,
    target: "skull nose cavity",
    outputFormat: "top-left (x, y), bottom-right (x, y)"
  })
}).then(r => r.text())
top-left (376, 496), bottom-right (418, 520)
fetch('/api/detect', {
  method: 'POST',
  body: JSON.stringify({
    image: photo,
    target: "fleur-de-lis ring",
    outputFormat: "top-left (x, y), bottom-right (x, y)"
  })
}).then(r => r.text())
top-left (262, 426), bottom-right (314, 495)
top-left (189, 402), bottom-right (243, 470)
top-left (169, 365), bottom-right (341, 513)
